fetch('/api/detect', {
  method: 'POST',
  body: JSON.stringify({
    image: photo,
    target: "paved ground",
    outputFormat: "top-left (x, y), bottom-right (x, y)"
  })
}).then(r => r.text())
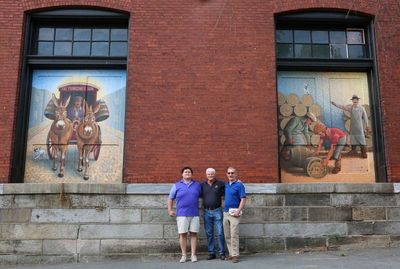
top-left (3, 248), bottom-right (400, 269)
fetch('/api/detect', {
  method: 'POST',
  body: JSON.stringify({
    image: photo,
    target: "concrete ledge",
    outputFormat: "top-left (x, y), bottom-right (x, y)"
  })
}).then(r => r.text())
top-left (0, 183), bottom-right (398, 195)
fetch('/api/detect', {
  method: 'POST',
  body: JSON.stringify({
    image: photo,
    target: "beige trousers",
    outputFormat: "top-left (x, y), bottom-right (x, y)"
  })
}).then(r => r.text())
top-left (223, 212), bottom-right (241, 257)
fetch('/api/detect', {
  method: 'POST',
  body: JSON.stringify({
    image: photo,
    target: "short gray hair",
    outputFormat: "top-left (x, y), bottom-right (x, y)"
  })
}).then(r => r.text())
top-left (206, 168), bottom-right (216, 174)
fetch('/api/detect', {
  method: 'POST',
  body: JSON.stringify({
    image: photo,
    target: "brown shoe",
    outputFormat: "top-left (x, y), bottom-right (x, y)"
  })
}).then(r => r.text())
top-left (332, 167), bottom-right (341, 174)
top-left (361, 146), bottom-right (368, 159)
top-left (226, 256), bottom-right (233, 261)
top-left (231, 256), bottom-right (239, 263)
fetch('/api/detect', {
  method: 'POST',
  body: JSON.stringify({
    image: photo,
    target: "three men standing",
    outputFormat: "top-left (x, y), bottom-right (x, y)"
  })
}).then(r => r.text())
top-left (167, 166), bottom-right (246, 263)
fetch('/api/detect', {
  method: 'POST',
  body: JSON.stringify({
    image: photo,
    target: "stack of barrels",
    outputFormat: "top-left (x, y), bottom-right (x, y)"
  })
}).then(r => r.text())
top-left (278, 92), bottom-right (322, 148)
top-left (343, 104), bottom-right (373, 151)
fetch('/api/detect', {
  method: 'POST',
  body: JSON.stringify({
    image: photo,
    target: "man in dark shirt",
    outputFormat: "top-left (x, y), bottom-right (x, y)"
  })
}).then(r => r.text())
top-left (201, 168), bottom-right (226, 260)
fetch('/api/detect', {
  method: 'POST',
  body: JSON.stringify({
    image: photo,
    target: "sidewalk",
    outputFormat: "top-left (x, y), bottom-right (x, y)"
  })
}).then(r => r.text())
top-left (3, 247), bottom-right (400, 269)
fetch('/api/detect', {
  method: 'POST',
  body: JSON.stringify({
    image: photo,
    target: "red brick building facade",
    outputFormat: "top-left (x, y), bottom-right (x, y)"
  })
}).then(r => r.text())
top-left (0, 0), bottom-right (399, 183)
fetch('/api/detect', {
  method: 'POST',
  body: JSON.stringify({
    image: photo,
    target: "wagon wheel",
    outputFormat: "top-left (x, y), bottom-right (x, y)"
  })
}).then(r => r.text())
top-left (304, 157), bottom-right (328, 179)
top-left (46, 133), bottom-right (55, 160)
top-left (93, 126), bottom-right (102, 160)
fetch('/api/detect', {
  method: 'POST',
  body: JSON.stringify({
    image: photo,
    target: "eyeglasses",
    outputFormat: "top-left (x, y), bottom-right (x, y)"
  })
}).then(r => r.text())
top-left (227, 172), bottom-right (235, 175)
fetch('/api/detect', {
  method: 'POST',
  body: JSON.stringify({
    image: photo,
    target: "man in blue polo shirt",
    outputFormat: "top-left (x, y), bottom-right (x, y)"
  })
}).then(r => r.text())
top-left (167, 167), bottom-right (201, 263)
top-left (223, 167), bottom-right (246, 263)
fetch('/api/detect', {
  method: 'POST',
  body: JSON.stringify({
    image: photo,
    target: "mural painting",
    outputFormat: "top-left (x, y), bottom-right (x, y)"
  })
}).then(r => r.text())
top-left (25, 70), bottom-right (126, 183)
top-left (278, 71), bottom-right (375, 183)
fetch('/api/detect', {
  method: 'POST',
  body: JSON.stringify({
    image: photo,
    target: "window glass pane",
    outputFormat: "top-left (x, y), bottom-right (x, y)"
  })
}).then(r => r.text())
top-left (294, 30), bottom-right (311, 43)
top-left (276, 30), bottom-right (293, 43)
top-left (330, 31), bottom-right (346, 44)
top-left (348, 45), bottom-right (366, 58)
top-left (73, 42), bottom-right (91, 56)
top-left (347, 30), bottom-right (364, 44)
top-left (111, 29), bottom-right (128, 41)
top-left (276, 44), bottom-right (293, 58)
top-left (330, 44), bottom-right (347, 58)
top-left (37, 42), bottom-right (53, 55)
top-left (295, 44), bottom-right (311, 58)
top-left (55, 28), bottom-right (73, 41)
top-left (311, 31), bottom-right (329, 44)
top-left (93, 29), bottom-right (109, 41)
top-left (110, 42), bottom-right (128, 56)
top-left (54, 41), bottom-right (72, 55)
top-left (92, 42), bottom-right (109, 56)
top-left (38, 28), bottom-right (54, 41)
top-left (312, 44), bottom-right (330, 58)
top-left (74, 29), bottom-right (91, 41)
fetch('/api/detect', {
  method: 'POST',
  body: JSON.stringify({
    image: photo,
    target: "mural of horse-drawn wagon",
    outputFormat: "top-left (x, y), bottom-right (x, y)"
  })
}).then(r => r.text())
top-left (44, 83), bottom-right (109, 180)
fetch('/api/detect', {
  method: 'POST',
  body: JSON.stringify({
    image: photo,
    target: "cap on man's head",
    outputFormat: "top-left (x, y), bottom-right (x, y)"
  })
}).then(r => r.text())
top-left (350, 94), bottom-right (360, 100)
top-left (306, 112), bottom-right (317, 122)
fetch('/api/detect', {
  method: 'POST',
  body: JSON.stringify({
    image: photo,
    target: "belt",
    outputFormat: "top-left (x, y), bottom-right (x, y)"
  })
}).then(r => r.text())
top-left (204, 207), bottom-right (221, 210)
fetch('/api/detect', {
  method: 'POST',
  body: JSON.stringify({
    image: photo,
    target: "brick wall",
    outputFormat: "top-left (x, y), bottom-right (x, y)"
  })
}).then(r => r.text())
top-left (2, 183), bottom-right (400, 264)
top-left (0, 1), bottom-right (399, 183)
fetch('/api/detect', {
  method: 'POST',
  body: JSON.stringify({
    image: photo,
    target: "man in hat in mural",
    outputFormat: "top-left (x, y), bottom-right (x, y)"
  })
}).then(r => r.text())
top-left (331, 94), bottom-right (369, 158)
top-left (313, 123), bottom-right (346, 174)
top-left (281, 112), bottom-right (317, 161)
top-left (67, 96), bottom-right (85, 130)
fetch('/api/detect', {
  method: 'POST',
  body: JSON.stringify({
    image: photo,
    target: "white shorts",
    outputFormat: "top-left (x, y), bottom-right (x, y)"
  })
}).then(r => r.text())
top-left (176, 216), bottom-right (200, 234)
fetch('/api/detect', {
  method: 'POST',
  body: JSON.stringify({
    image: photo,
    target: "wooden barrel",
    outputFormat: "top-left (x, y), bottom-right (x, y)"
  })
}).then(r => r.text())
top-left (290, 146), bottom-right (311, 167)
top-left (311, 134), bottom-right (320, 146)
top-left (363, 104), bottom-right (371, 117)
top-left (280, 116), bottom-right (293, 130)
top-left (280, 104), bottom-right (293, 117)
top-left (294, 103), bottom-right (307, 117)
top-left (94, 99), bottom-right (109, 122)
top-left (309, 104), bottom-right (321, 117)
top-left (278, 92), bottom-right (286, 106)
top-left (301, 94), bottom-right (314, 107)
top-left (44, 99), bottom-right (56, 120)
top-left (345, 119), bottom-right (351, 132)
top-left (287, 93), bottom-right (299, 106)
top-left (304, 157), bottom-right (328, 179)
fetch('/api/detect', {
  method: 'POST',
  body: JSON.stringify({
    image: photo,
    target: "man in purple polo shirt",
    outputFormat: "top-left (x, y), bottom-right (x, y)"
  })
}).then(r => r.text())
top-left (167, 166), bottom-right (201, 263)
top-left (223, 167), bottom-right (246, 263)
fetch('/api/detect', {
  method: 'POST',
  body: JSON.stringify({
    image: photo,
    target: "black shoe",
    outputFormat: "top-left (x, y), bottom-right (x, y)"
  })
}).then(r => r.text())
top-left (207, 254), bottom-right (216, 260)
top-left (220, 254), bottom-right (226, 260)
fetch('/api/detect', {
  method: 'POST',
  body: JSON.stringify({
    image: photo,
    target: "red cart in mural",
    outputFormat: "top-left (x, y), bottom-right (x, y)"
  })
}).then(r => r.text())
top-left (44, 83), bottom-right (109, 162)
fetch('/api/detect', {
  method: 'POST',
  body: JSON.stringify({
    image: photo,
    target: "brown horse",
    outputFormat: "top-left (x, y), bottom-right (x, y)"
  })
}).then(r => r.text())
top-left (47, 94), bottom-right (73, 177)
top-left (76, 103), bottom-right (100, 180)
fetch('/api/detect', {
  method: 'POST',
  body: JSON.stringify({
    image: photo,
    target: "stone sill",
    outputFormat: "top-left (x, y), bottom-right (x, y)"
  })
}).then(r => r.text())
top-left (0, 183), bottom-right (399, 195)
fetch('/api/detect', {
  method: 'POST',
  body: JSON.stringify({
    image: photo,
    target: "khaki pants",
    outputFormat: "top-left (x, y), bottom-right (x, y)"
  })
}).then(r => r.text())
top-left (223, 212), bottom-right (240, 257)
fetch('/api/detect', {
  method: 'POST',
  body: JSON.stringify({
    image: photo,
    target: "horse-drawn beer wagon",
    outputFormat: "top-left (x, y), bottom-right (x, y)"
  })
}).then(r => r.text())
top-left (44, 83), bottom-right (109, 179)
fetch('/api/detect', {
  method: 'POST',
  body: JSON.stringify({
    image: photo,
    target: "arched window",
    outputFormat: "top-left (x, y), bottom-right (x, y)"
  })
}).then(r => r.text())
top-left (13, 8), bottom-right (129, 183)
top-left (275, 11), bottom-right (386, 183)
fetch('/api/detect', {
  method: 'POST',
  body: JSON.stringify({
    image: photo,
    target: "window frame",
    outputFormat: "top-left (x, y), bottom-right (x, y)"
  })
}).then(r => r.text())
top-left (12, 8), bottom-right (129, 183)
top-left (275, 11), bottom-right (387, 182)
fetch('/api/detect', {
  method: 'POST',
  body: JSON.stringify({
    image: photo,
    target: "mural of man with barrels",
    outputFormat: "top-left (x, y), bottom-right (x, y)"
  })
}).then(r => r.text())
top-left (281, 112), bottom-right (317, 161)
top-left (331, 94), bottom-right (369, 158)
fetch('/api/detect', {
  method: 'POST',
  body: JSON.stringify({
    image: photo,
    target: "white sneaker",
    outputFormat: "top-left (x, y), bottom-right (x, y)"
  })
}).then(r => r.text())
top-left (191, 255), bottom-right (198, 263)
top-left (179, 256), bottom-right (187, 263)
